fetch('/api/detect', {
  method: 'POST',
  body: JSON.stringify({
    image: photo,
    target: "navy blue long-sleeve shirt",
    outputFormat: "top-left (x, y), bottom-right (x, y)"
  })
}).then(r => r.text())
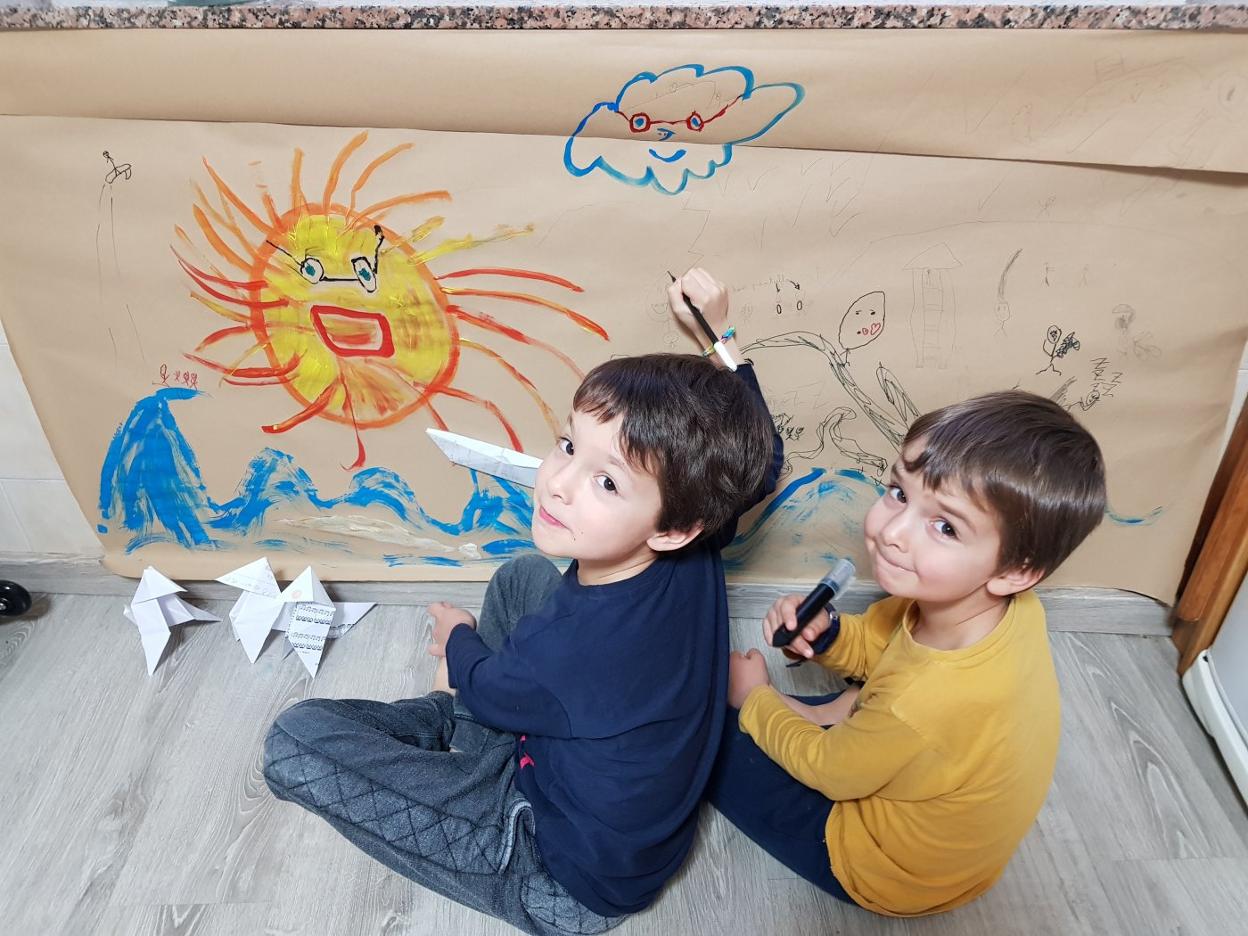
top-left (447, 364), bottom-right (782, 916)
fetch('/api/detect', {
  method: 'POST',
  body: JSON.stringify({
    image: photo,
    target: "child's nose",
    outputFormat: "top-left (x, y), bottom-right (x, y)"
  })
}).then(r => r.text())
top-left (880, 511), bottom-right (909, 549)
top-left (546, 464), bottom-right (573, 502)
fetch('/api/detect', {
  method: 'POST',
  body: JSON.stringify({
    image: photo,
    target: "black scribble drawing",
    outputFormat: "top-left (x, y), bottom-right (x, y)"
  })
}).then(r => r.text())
top-left (773, 277), bottom-right (803, 315)
top-left (1050, 376), bottom-right (1078, 408)
top-left (996, 248), bottom-right (1023, 337)
top-left (1112, 304), bottom-right (1162, 361)
top-left (745, 290), bottom-right (918, 481)
top-left (773, 412), bottom-right (806, 443)
top-left (96, 149), bottom-right (144, 360)
top-left (1036, 325), bottom-right (1080, 376)
top-left (782, 407), bottom-right (889, 480)
top-left (905, 244), bottom-right (960, 369)
top-left (103, 151), bottom-right (132, 185)
top-left (1067, 357), bottom-right (1125, 412)
top-left (875, 363), bottom-right (921, 426)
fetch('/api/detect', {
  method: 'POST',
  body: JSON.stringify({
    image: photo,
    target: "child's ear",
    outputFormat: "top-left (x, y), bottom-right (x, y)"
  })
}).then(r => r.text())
top-left (986, 564), bottom-right (1044, 597)
top-left (647, 524), bottom-right (704, 553)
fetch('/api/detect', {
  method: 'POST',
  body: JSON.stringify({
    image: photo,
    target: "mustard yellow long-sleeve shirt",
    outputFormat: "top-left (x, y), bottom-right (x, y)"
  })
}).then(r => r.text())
top-left (739, 591), bottom-right (1059, 916)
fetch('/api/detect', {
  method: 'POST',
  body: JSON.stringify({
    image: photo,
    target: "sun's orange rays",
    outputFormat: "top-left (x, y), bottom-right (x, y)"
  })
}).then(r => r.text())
top-left (435, 384), bottom-right (523, 450)
top-left (191, 205), bottom-right (253, 274)
top-left (259, 189), bottom-right (282, 229)
top-left (172, 249), bottom-right (266, 291)
top-left (195, 324), bottom-right (254, 352)
top-left (339, 379), bottom-right (369, 470)
top-left (263, 381), bottom-right (337, 435)
top-left (176, 133), bottom-right (609, 467)
top-left (349, 190), bottom-right (452, 228)
top-left (203, 159), bottom-right (271, 237)
top-left (378, 216), bottom-right (445, 253)
top-left (442, 287), bottom-right (608, 339)
top-left (291, 148), bottom-right (308, 212)
top-left (189, 293), bottom-right (249, 324)
top-left (349, 143), bottom-right (414, 221)
top-left (414, 227), bottom-right (532, 265)
top-left (447, 305), bottom-right (586, 378)
top-left (461, 339), bottom-right (560, 434)
top-left (187, 351), bottom-right (302, 382)
top-left (438, 268), bottom-right (584, 292)
top-left (323, 131), bottom-right (370, 217)
top-left (175, 254), bottom-right (288, 310)
top-left (194, 186), bottom-right (263, 269)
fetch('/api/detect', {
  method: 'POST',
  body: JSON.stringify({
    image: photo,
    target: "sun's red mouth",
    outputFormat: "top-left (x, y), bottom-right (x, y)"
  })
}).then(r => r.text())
top-left (310, 305), bottom-right (395, 358)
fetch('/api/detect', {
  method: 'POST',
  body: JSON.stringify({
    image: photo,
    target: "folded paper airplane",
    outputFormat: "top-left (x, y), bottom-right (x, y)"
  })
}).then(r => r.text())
top-left (427, 428), bottom-right (541, 488)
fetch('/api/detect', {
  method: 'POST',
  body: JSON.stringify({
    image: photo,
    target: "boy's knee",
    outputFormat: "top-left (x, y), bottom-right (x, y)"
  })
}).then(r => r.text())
top-left (494, 554), bottom-right (561, 597)
top-left (262, 698), bottom-right (338, 792)
top-left (498, 553), bottom-right (559, 581)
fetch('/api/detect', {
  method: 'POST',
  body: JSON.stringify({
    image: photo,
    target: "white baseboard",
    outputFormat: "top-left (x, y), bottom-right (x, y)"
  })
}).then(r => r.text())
top-left (0, 554), bottom-right (1172, 635)
top-left (1183, 651), bottom-right (1248, 806)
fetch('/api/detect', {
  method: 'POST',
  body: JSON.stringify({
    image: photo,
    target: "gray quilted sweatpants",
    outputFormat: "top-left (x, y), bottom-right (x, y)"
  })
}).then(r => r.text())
top-left (262, 556), bottom-right (623, 936)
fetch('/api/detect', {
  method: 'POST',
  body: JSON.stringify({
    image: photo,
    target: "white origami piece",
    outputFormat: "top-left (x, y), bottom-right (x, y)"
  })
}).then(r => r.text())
top-left (123, 566), bottom-right (220, 674)
top-left (427, 428), bottom-right (541, 487)
top-left (217, 559), bottom-right (374, 677)
top-left (218, 557), bottom-right (286, 663)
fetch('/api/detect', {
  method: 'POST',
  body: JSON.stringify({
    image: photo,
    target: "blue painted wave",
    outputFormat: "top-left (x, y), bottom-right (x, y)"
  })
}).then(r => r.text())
top-left (98, 389), bottom-right (536, 563)
top-left (99, 391), bottom-right (896, 570)
top-left (723, 467), bottom-right (884, 570)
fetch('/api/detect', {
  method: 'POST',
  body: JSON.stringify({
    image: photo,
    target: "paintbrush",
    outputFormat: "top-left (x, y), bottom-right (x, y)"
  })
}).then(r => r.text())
top-left (667, 271), bottom-right (737, 372)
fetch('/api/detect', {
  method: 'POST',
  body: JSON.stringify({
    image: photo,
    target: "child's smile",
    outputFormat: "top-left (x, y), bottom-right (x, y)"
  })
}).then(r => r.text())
top-left (863, 442), bottom-right (1015, 614)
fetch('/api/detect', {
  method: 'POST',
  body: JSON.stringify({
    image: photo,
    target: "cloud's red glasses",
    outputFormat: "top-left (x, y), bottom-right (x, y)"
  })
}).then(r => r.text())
top-left (619, 95), bottom-right (743, 135)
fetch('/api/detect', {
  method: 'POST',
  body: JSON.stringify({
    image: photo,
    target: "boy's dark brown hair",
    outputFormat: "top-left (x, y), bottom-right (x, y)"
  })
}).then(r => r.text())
top-left (573, 354), bottom-right (776, 537)
top-left (902, 390), bottom-right (1106, 579)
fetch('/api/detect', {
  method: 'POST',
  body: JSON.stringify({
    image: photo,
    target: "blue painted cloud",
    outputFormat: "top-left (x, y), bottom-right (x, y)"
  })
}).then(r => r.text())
top-left (564, 64), bottom-right (805, 196)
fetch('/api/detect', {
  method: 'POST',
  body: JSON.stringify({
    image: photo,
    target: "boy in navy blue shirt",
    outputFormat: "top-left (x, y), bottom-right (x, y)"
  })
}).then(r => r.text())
top-left (263, 268), bottom-right (782, 935)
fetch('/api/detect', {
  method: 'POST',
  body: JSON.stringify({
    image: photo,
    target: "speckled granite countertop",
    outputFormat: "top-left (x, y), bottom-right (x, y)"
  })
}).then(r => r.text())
top-left (1, 1), bottom-right (1245, 30)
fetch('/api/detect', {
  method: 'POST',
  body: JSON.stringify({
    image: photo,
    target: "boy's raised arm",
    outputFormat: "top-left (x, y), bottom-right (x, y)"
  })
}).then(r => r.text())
top-left (667, 268), bottom-right (784, 548)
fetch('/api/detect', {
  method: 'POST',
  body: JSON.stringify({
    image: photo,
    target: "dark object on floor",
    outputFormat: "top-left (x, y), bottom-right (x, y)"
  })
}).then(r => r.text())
top-left (0, 580), bottom-right (32, 617)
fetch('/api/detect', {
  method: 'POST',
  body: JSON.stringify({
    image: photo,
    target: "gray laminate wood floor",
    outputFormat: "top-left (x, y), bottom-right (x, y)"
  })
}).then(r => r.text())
top-left (1, 593), bottom-right (1245, 936)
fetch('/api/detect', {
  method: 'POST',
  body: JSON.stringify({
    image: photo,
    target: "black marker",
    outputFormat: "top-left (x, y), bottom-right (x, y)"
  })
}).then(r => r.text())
top-left (667, 271), bottom-right (737, 371)
top-left (772, 557), bottom-right (855, 654)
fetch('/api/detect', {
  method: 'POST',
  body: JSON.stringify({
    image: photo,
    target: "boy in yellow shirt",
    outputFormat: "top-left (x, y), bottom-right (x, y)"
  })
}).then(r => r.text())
top-left (708, 390), bottom-right (1107, 916)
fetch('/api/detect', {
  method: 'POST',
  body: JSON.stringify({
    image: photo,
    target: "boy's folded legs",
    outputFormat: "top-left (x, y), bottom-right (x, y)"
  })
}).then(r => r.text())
top-left (262, 692), bottom-right (620, 935)
top-left (706, 696), bottom-right (856, 905)
top-left (452, 555), bottom-right (564, 721)
top-left (475, 554), bottom-right (565, 652)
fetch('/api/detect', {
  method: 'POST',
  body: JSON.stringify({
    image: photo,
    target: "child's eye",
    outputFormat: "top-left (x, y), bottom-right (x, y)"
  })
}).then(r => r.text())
top-left (557, 437), bottom-right (574, 456)
top-left (887, 484), bottom-right (906, 504)
top-left (596, 475), bottom-right (618, 494)
top-left (935, 519), bottom-right (958, 539)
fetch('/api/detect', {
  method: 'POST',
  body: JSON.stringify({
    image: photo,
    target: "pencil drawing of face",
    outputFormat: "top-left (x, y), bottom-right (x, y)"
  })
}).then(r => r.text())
top-left (839, 291), bottom-right (886, 353)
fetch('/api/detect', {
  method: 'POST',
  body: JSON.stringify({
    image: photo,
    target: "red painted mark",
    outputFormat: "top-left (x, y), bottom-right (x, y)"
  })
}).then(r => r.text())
top-left (310, 305), bottom-right (395, 358)
top-left (156, 364), bottom-right (199, 388)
